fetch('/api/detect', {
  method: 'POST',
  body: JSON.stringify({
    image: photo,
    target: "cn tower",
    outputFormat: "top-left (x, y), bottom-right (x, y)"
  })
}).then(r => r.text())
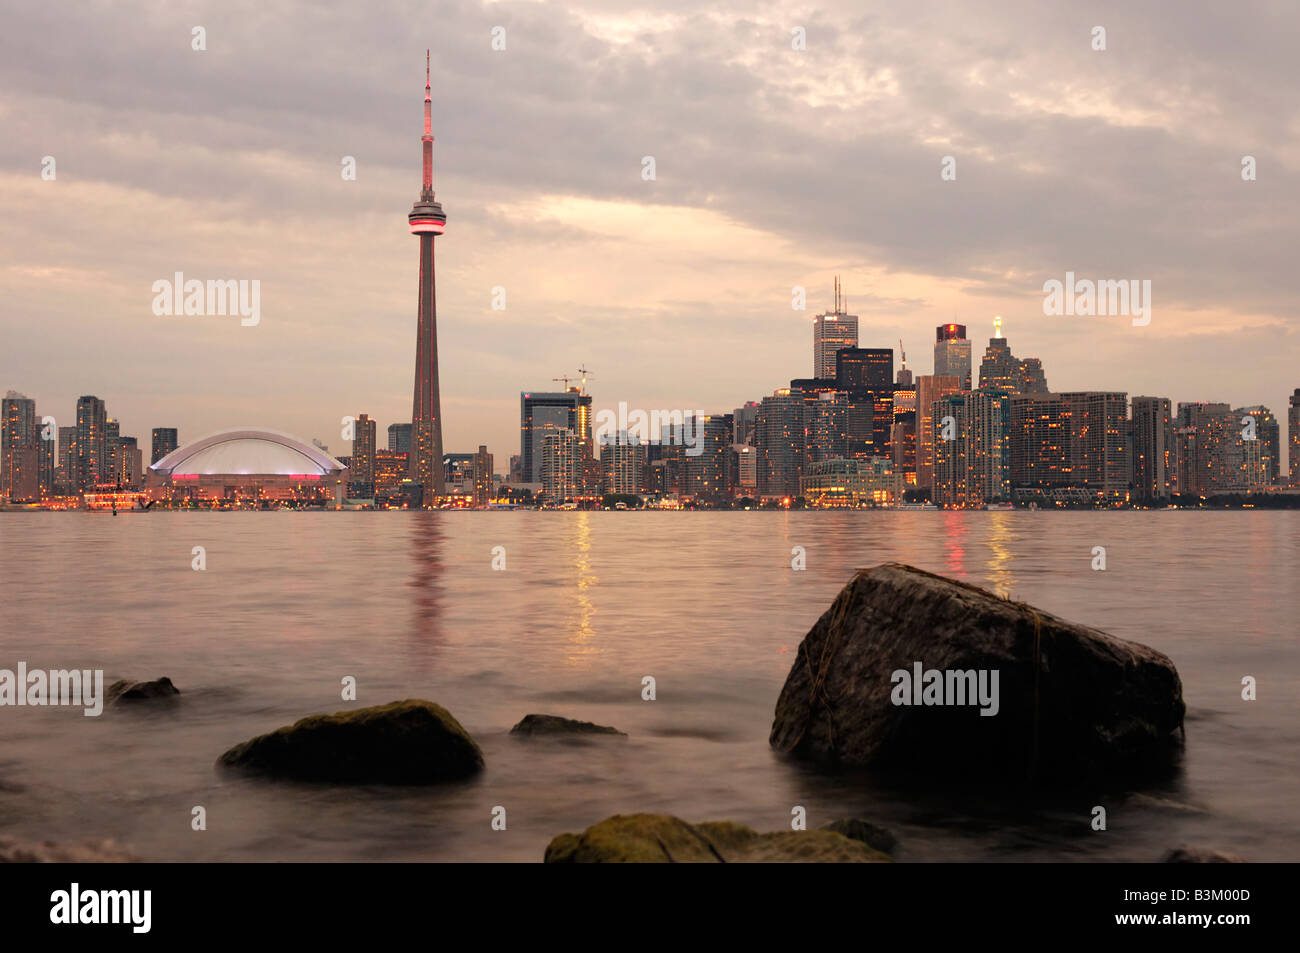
top-left (407, 50), bottom-right (447, 500)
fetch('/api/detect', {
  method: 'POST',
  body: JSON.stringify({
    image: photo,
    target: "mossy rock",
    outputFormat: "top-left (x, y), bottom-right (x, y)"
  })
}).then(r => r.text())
top-left (510, 714), bottom-right (626, 738)
top-left (822, 818), bottom-right (898, 855)
top-left (544, 813), bottom-right (892, 863)
top-left (217, 699), bottom-right (483, 784)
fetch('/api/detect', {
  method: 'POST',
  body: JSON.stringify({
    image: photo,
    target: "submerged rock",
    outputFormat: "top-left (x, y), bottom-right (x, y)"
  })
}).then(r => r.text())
top-left (822, 818), bottom-right (898, 855)
top-left (107, 677), bottom-right (180, 704)
top-left (510, 714), bottom-right (626, 738)
top-left (0, 838), bottom-right (139, 863)
top-left (217, 699), bottom-right (483, 784)
top-left (769, 564), bottom-right (1185, 785)
top-left (1163, 845), bottom-right (1246, 863)
top-left (544, 813), bottom-right (891, 863)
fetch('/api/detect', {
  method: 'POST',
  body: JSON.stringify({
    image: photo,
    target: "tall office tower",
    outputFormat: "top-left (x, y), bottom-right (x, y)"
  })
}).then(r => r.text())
top-left (57, 426), bottom-right (77, 491)
top-left (732, 401), bottom-right (761, 446)
top-left (914, 375), bottom-right (960, 489)
top-left (812, 277), bottom-right (859, 379)
top-left (75, 396), bottom-right (107, 490)
top-left (1, 392), bottom-right (36, 500)
top-left (151, 428), bottom-right (178, 465)
top-left (1236, 405), bottom-right (1280, 487)
top-left (38, 423), bottom-right (55, 496)
top-left (890, 410), bottom-right (917, 481)
top-left (520, 389), bottom-right (593, 483)
top-left (1130, 397), bottom-right (1174, 501)
top-left (1290, 389), bottom-right (1300, 486)
top-left (600, 433), bottom-right (647, 495)
top-left (540, 429), bottom-right (579, 500)
top-left (934, 324), bottom-right (972, 391)
top-left (349, 413), bottom-right (377, 497)
top-left (682, 414), bottom-right (734, 501)
top-left (931, 394), bottom-right (968, 507)
top-left (835, 348), bottom-right (893, 390)
top-left (388, 423), bottom-right (412, 454)
top-left (407, 52), bottom-right (449, 501)
top-left (755, 388), bottom-right (806, 497)
top-left (471, 445), bottom-right (494, 505)
top-left (965, 389), bottom-right (1012, 505)
top-left (104, 418), bottom-right (121, 488)
top-left (978, 318), bottom-right (1048, 395)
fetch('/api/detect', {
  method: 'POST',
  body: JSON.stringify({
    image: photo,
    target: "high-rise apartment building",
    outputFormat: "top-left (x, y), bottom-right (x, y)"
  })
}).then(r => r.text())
top-left (1, 392), bottom-right (37, 501)
top-left (732, 402), bottom-right (760, 446)
top-left (540, 428), bottom-right (579, 501)
top-left (472, 445), bottom-right (494, 505)
top-left (835, 348), bottom-right (893, 390)
top-left (1130, 396), bottom-right (1174, 501)
top-left (349, 413), bottom-right (377, 498)
top-left (151, 428), bottom-right (178, 465)
top-left (600, 433), bottom-right (647, 495)
top-left (682, 415), bottom-right (733, 501)
top-left (75, 396), bottom-right (107, 490)
top-left (1236, 405), bottom-right (1280, 487)
top-left (388, 423), bottom-right (412, 454)
top-left (755, 388), bottom-right (806, 497)
top-left (521, 389), bottom-right (592, 484)
top-left (1289, 389), bottom-right (1300, 486)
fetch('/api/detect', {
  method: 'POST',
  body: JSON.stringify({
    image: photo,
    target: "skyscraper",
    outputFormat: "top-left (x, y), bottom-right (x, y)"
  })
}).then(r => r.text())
top-left (472, 445), bottom-right (494, 505)
top-left (540, 429), bottom-right (579, 501)
top-left (407, 52), bottom-right (448, 501)
top-left (1290, 389), bottom-right (1300, 486)
top-left (520, 390), bottom-right (592, 483)
top-left (914, 374), bottom-right (960, 490)
top-left (835, 348), bottom-right (893, 390)
top-left (755, 388), bottom-right (806, 497)
top-left (350, 413), bottom-right (377, 498)
top-left (1236, 405), bottom-right (1280, 487)
top-left (75, 396), bottom-right (107, 490)
top-left (387, 423), bottom-right (412, 454)
top-left (978, 318), bottom-right (1048, 395)
top-left (934, 324), bottom-right (972, 390)
top-left (1, 392), bottom-right (37, 501)
top-left (812, 277), bottom-right (858, 379)
top-left (151, 428), bottom-right (178, 465)
top-left (1130, 396), bottom-right (1174, 502)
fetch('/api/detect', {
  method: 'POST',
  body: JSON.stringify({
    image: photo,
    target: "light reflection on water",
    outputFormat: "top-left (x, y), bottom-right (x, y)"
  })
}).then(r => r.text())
top-left (0, 510), bottom-right (1297, 862)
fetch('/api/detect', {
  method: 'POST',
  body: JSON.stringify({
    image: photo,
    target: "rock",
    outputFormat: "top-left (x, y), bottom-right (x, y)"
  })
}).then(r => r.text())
top-left (1163, 845), bottom-right (1246, 863)
top-left (217, 699), bottom-right (483, 784)
top-left (769, 564), bottom-right (1185, 785)
top-left (822, 818), bottom-right (898, 855)
top-left (107, 677), bottom-right (180, 704)
top-left (510, 714), bottom-right (626, 738)
top-left (544, 813), bottom-right (891, 863)
top-left (0, 838), bottom-right (139, 862)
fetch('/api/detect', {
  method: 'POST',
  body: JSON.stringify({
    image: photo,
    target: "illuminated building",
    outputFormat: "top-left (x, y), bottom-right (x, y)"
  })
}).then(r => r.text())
top-left (1130, 396), bottom-right (1174, 501)
top-left (1236, 405), bottom-right (1280, 487)
top-left (117, 436), bottom-right (143, 489)
top-left (147, 429), bottom-right (347, 505)
top-left (978, 318), bottom-right (1048, 395)
top-left (755, 388), bottom-right (805, 497)
top-left (520, 389), bottom-right (592, 483)
top-left (682, 414), bottom-right (733, 501)
top-left (812, 277), bottom-right (859, 379)
top-left (1, 392), bottom-right (38, 501)
top-left (75, 396), bottom-right (107, 490)
top-left (733, 444), bottom-right (758, 494)
top-left (732, 401), bottom-right (760, 446)
top-left (930, 389), bottom-right (1015, 507)
top-left (57, 426), bottom-right (76, 492)
top-left (374, 449), bottom-right (409, 503)
top-left (934, 324), bottom-right (972, 391)
top-left (800, 457), bottom-right (904, 507)
top-left (104, 419), bottom-right (120, 488)
top-left (915, 375), bottom-right (960, 489)
top-left (890, 410), bottom-right (916, 482)
top-left (407, 52), bottom-right (449, 502)
top-left (387, 423), bottom-right (411, 454)
top-left (540, 429), bottom-right (579, 501)
top-left (349, 413), bottom-right (377, 498)
top-left (1008, 392), bottom-right (1128, 501)
top-left (472, 445), bottom-right (494, 505)
top-left (151, 428), bottom-right (178, 464)
top-left (600, 432), bottom-right (647, 495)
top-left (835, 348), bottom-right (893, 390)
top-left (1290, 389), bottom-right (1300, 486)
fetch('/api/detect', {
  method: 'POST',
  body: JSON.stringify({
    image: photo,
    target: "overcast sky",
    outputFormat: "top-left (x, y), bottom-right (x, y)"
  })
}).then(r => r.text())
top-left (2, 0), bottom-right (1297, 470)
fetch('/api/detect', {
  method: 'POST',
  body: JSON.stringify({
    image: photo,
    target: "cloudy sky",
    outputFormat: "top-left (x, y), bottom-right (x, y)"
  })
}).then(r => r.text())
top-left (2, 0), bottom-right (1297, 470)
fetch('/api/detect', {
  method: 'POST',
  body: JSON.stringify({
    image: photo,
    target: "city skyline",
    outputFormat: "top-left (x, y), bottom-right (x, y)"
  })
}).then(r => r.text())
top-left (3, 2), bottom-right (1298, 472)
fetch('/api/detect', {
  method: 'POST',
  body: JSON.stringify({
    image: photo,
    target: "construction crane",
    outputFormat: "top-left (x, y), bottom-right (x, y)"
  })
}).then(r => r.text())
top-left (553, 366), bottom-right (595, 395)
top-left (898, 339), bottom-right (907, 371)
top-left (577, 364), bottom-right (593, 396)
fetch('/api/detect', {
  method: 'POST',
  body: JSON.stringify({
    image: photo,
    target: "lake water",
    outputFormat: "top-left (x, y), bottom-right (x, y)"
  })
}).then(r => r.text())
top-left (1, 511), bottom-right (1296, 862)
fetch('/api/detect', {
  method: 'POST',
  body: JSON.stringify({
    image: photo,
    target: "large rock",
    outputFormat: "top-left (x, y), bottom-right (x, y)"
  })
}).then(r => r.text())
top-left (510, 714), bottom-right (626, 738)
top-left (544, 813), bottom-right (891, 863)
top-left (107, 677), bottom-right (180, 704)
top-left (822, 818), bottom-right (898, 856)
top-left (770, 564), bottom-right (1185, 785)
top-left (217, 699), bottom-right (483, 784)
top-left (1163, 845), bottom-right (1246, 863)
top-left (0, 838), bottom-right (139, 862)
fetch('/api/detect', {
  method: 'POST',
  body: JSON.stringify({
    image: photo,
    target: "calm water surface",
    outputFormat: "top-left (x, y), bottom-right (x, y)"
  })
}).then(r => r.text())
top-left (1, 511), bottom-right (1297, 862)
